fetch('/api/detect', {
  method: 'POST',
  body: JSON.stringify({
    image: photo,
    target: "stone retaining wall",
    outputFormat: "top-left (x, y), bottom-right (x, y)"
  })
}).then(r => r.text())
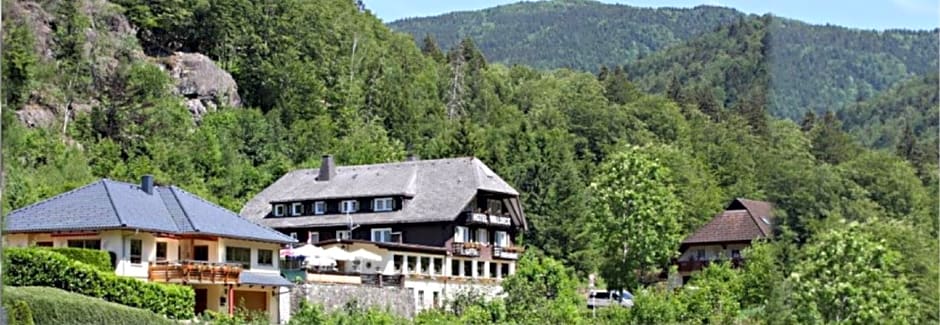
top-left (291, 283), bottom-right (415, 318)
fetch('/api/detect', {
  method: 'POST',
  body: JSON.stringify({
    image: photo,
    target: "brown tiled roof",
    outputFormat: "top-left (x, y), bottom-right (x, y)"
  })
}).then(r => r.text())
top-left (682, 198), bottom-right (774, 245)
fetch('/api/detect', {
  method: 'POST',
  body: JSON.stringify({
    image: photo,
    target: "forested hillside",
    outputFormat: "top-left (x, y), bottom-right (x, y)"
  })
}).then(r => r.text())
top-left (391, 0), bottom-right (938, 120)
top-left (2, 0), bottom-right (937, 323)
top-left (390, 0), bottom-right (742, 70)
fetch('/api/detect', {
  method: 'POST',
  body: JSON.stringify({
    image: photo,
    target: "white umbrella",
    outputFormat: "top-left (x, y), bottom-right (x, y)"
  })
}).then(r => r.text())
top-left (292, 244), bottom-right (326, 257)
top-left (349, 248), bottom-right (382, 262)
top-left (304, 255), bottom-right (336, 267)
top-left (323, 246), bottom-right (354, 261)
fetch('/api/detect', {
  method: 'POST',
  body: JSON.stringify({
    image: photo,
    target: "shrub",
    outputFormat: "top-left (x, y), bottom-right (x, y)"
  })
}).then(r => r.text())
top-left (3, 247), bottom-right (195, 319)
top-left (40, 247), bottom-right (113, 272)
top-left (5, 299), bottom-right (36, 325)
top-left (3, 286), bottom-right (174, 325)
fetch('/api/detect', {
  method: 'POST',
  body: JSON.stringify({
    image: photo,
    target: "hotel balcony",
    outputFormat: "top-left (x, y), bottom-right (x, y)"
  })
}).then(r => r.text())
top-left (464, 211), bottom-right (512, 227)
top-left (148, 260), bottom-right (242, 284)
top-left (492, 246), bottom-right (523, 260)
top-left (451, 242), bottom-right (481, 257)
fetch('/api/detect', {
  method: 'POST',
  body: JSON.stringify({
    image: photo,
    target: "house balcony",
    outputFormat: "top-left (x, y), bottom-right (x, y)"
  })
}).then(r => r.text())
top-left (676, 258), bottom-right (744, 273)
top-left (148, 260), bottom-right (242, 284)
top-left (492, 246), bottom-right (524, 260)
top-left (451, 242), bottom-right (481, 257)
top-left (488, 215), bottom-right (511, 227)
top-left (467, 212), bottom-right (489, 225)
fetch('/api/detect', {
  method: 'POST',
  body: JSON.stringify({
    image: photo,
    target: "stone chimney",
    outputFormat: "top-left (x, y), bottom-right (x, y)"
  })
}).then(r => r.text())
top-left (318, 155), bottom-right (336, 181)
top-left (141, 175), bottom-right (154, 195)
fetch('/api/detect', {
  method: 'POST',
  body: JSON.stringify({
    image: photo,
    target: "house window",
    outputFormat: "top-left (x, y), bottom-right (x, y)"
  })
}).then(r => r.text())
top-left (273, 204), bottom-right (285, 217)
top-left (476, 229), bottom-right (488, 244)
top-left (731, 249), bottom-right (741, 259)
top-left (495, 231), bottom-right (509, 247)
top-left (308, 231), bottom-right (320, 244)
top-left (290, 232), bottom-right (298, 240)
top-left (501, 263), bottom-right (510, 277)
top-left (420, 257), bottom-right (430, 274)
top-left (696, 249), bottom-right (706, 261)
top-left (487, 199), bottom-right (502, 214)
top-left (291, 203), bottom-right (303, 216)
top-left (433, 258), bottom-right (443, 275)
top-left (67, 239), bottom-right (101, 250)
top-left (407, 256), bottom-right (417, 273)
top-left (372, 228), bottom-right (392, 243)
top-left (393, 255), bottom-right (403, 272)
top-left (341, 200), bottom-right (359, 213)
top-left (257, 249), bottom-right (274, 266)
top-left (489, 263), bottom-right (497, 278)
top-left (226, 246), bottom-right (252, 269)
top-left (454, 226), bottom-right (470, 243)
top-left (418, 290), bottom-right (425, 306)
top-left (129, 239), bottom-right (142, 264)
top-left (373, 197), bottom-right (394, 212)
top-left (35, 241), bottom-right (53, 247)
top-left (156, 242), bottom-right (167, 261)
top-left (433, 291), bottom-right (440, 308)
top-left (336, 230), bottom-right (351, 240)
top-left (451, 260), bottom-right (460, 276)
top-left (314, 201), bottom-right (326, 215)
top-left (477, 261), bottom-right (485, 277)
top-left (463, 260), bottom-right (473, 277)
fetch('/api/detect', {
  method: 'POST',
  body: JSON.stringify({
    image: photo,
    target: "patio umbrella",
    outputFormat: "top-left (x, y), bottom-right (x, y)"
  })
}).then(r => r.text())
top-left (292, 244), bottom-right (326, 257)
top-left (349, 248), bottom-right (382, 262)
top-left (323, 246), bottom-right (354, 261)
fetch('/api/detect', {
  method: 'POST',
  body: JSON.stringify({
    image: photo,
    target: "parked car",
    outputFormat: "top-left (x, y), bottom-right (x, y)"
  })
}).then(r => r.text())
top-left (587, 289), bottom-right (633, 308)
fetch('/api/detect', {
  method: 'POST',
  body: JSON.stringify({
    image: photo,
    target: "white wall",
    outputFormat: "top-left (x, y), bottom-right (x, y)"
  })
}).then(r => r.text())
top-left (218, 238), bottom-right (282, 273)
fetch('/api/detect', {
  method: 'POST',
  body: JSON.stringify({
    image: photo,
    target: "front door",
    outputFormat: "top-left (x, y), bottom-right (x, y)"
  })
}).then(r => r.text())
top-left (194, 245), bottom-right (209, 261)
top-left (194, 288), bottom-right (208, 315)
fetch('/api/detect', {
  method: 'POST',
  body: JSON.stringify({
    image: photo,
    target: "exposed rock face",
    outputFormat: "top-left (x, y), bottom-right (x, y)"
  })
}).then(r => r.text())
top-left (6, 1), bottom-right (54, 60)
top-left (159, 52), bottom-right (242, 120)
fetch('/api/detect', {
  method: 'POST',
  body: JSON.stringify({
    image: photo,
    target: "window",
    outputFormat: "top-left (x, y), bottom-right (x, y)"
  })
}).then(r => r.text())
top-left (433, 292), bottom-right (440, 308)
top-left (477, 261), bottom-right (486, 277)
top-left (291, 203), bottom-right (303, 216)
top-left (476, 229), bottom-right (488, 244)
top-left (463, 260), bottom-right (473, 277)
top-left (130, 239), bottom-right (142, 264)
top-left (373, 197), bottom-right (394, 211)
top-left (433, 258), bottom-right (443, 275)
top-left (489, 263), bottom-right (497, 278)
top-left (454, 226), bottom-right (470, 243)
top-left (273, 204), bottom-right (285, 217)
top-left (407, 256), bottom-right (417, 274)
top-left (420, 257), bottom-right (430, 274)
top-left (314, 201), bottom-right (326, 215)
top-left (696, 249), bottom-right (706, 261)
top-left (308, 231), bottom-right (320, 244)
top-left (257, 249), bottom-right (274, 266)
top-left (341, 200), bottom-right (359, 213)
top-left (731, 249), bottom-right (741, 259)
top-left (501, 263), bottom-right (510, 277)
top-left (35, 241), bottom-right (53, 247)
top-left (495, 231), bottom-right (509, 247)
top-left (290, 232), bottom-right (298, 240)
top-left (156, 242), bottom-right (167, 261)
top-left (418, 290), bottom-right (425, 306)
top-left (67, 239), bottom-right (101, 250)
top-left (393, 255), bottom-right (403, 272)
top-left (371, 228), bottom-right (392, 243)
top-left (451, 260), bottom-right (460, 276)
top-left (487, 199), bottom-right (502, 214)
top-left (225, 246), bottom-right (252, 269)
top-left (336, 230), bottom-right (351, 240)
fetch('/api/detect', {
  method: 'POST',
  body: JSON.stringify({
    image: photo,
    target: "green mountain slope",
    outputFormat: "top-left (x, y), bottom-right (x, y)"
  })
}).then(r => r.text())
top-left (391, 0), bottom-right (938, 120)
top-left (389, 0), bottom-right (742, 70)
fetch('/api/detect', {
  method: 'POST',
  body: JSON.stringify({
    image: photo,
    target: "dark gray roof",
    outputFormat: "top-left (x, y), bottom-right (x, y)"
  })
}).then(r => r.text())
top-left (239, 272), bottom-right (294, 287)
top-left (5, 179), bottom-right (295, 244)
top-left (241, 157), bottom-right (526, 229)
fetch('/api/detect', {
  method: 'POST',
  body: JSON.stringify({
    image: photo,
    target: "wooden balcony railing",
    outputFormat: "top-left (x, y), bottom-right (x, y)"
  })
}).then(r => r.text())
top-left (492, 246), bottom-right (523, 260)
top-left (451, 242), bottom-right (481, 257)
top-left (677, 258), bottom-right (744, 273)
top-left (148, 260), bottom-right (242, 284)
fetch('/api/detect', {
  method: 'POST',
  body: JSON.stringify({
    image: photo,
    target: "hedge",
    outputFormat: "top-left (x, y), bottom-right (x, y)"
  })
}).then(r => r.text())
top-left (3, 247), bottom-right (195, 319)
top-left (39, 247), bottom-right (113, 272)
top-left (4, 299), bottom-right (35, 325)
top-left (3, 286), bottom-right (175, 325)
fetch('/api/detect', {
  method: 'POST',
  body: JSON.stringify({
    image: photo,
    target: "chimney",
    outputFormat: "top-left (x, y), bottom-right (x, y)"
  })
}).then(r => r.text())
top-left (406, 154), bottom-right (420, 162)
top-left (318, 155), bottom-right (336, 181)
top-left (141, 175), bottom-right (154, 195)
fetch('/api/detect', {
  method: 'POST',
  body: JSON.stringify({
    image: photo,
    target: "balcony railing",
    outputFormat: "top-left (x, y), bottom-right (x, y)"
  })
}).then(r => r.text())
top-left (677, 258), bottom-right (744, 273)
top-left (492, 246), bottom-right (523, 260)
top-left (451, 242), bottom-right (481, 257)
top-left (148, 260), bottom-right (242, 284)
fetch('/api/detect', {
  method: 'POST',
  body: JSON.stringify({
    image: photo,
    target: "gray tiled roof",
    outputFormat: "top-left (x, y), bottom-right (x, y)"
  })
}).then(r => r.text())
top-left (239, 271), bottom-right (294, 287)
top-left (5, 179), bottom-right (295, 244)
top-left (241, 157), bottom-right (523, 228)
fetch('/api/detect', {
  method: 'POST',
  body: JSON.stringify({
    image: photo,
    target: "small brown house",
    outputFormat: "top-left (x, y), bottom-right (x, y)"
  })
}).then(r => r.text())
top-left (674, 198), bottom-right (773, 283)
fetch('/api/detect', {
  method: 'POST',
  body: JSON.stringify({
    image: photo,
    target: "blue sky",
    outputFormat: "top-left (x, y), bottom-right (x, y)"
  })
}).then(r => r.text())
top-left (365, 0), bottom-right (939, 30)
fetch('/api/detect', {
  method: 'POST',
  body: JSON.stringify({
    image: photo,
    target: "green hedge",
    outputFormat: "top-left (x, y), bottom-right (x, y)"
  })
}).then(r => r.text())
top-left (39, 247), bottom-right (113, 272)
top-left (3, 247), bottom-right (195, 319)
top-left (3, 286), bottom-right (175, 325)
top-left (4, 299), bottom-right (36, 325)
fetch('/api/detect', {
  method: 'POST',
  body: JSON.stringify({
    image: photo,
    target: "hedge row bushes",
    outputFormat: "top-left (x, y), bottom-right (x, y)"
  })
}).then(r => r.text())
top-left (38, 247), bottom-right (113, 272)
top-left (3, 286), bottom-right (175, 325)
top-left (3, 247), bottom-right (195, 319)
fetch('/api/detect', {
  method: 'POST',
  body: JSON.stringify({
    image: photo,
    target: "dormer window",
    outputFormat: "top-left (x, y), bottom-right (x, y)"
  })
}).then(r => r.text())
top-left (373, 197), bottom-right (394, 212)
top-left (341, 200), bottom-right (359, 213)
top-left (314, 201), bottom-right (326, 215)
top-left (273, 204), bottom-right (285, 217)
top-left (291, 203), bottom-right (303, 216)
